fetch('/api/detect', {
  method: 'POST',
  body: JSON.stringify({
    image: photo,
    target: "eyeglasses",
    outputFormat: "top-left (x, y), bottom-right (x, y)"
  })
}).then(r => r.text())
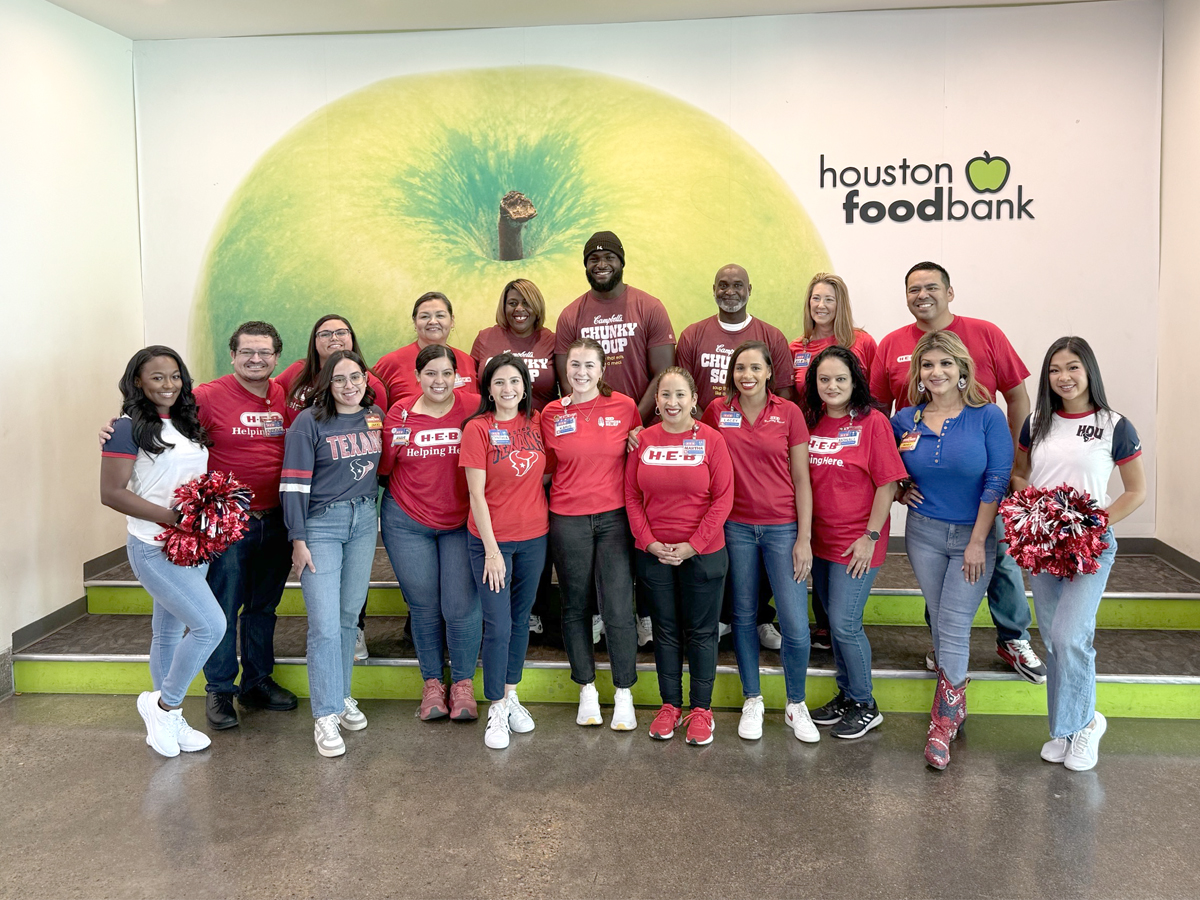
top-left (330, 372), bottom-right (366, 387)
top-left (316, 328), bottom-right (352, 340)
top-left (236, 349), bottom-right (278, 360)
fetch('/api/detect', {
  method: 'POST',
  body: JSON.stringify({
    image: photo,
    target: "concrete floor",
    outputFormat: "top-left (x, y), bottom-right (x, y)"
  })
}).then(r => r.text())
top-left (3, 695), bottom-right (1199, 900)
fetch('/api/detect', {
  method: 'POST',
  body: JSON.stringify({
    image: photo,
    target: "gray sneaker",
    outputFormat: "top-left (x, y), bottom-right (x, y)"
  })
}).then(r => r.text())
top-left (314, 714), bottom-right (345, 757)
top-left (338, 697), bottom-right (367, 731)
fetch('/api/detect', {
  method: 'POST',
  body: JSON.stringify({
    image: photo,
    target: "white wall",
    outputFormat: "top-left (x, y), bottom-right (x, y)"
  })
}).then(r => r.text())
top-left (1158, 0), bottom-right (1200, 559)
top-left (0, 0), bottom-right (144, 653)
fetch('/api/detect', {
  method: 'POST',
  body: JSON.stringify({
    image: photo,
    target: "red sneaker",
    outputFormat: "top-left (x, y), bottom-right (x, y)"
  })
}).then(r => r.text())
top-left (684, 708), bottom-right (715, 746)
top-left (648, 703), bottom-right (683, 740)
top-left (448, 679), bottom-right (478, 721)
top-left (418, 678), bottom-right (449, 721)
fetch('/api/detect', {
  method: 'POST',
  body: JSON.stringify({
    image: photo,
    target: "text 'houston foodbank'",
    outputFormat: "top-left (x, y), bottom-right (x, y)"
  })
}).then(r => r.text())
top-left (820, 154), bottom-right (1034, 224)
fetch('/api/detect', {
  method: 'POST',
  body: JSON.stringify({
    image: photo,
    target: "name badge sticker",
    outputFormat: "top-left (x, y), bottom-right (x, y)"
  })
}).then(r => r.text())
top-left (898, 431), bottom-right (920, 452)
top-left (365, 413), bottom-right (383, 430)
top-left (837, 427), bottom-right (861, 447)
top-left (261, 414), bottom-right (285, 437)
top-left (555, 414), bottom-right (577, 436)
top-left (392, 427), bottom-right (412, 446)
top-left (489, 428), bottom-right (511, 447)
top-left (718, 411), bottom-right (742, 429)
top-left (793, 351), bottom-right (811, 370)
top-left (682, 439), bottom-right (706, 457)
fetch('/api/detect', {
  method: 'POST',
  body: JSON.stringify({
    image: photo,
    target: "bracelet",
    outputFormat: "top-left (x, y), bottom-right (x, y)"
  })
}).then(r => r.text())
top-left (485, 551), bottom-right (501, 560)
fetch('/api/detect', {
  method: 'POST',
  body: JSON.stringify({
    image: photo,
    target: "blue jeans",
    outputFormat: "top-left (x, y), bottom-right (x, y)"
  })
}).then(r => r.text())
top-left (905, 510), bottom-right (998, 686)
top-left (126, 536), bottom-right (227, 708)
top-left (203, 508), bottom-right (291, 695)
top-left (986, 514), bottom-right (1033, 644)
top-left (299, 496), bottom-right (378, 718)
top-left (1032, 530), bottom-right (1117, 737)
top-left (468, 534), bottom-right (547, 702)
top-left (380, 494), bottom-right (481, 683)
top-left (811, 556), bottom-right (880, 704)
top-left (725, 521), bottom-right (811, 702)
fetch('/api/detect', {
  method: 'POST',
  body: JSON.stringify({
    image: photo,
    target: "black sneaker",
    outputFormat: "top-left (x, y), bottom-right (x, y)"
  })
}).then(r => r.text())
top-left (831, 701), bottom-right (883, 739)
top-left (810, 691), bottom-right (853, 726)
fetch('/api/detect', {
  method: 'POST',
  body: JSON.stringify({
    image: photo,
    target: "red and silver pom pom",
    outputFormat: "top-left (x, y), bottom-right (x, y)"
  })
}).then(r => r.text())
top-left (154, 471), bottom-right (253, 566)
top-left (1000, 483), bottom-right (1110, 579)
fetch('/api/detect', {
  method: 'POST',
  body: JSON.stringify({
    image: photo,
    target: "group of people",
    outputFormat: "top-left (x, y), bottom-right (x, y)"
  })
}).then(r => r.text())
top-left (100, 230), bottom-right (1144, 772)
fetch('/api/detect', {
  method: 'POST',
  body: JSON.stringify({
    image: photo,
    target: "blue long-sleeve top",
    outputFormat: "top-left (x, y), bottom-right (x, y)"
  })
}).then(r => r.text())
top-left (891, 403), bottom-right (1013, 526)
top-left (281, 406), bottom-right (383, 541)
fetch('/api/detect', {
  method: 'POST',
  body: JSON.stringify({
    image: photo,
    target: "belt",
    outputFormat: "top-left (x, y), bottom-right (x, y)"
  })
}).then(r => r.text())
top-left (248, 506), bottom-right (281, 520)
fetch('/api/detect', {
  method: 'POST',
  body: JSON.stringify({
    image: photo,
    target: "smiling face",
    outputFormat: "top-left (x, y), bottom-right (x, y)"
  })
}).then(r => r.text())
top-left (413, 299), bottom-right (453, 347)
top-left (808, 281), bottom-right (838, 334)
top-left (656, 372), bottom-right (696, 427)
top-left (136, 355), bottom-right (183, 416)
top-left (314, 319), bottom-right (352, 363)
top-left (1048, 349), bottom-right (1090, 408)
top-left (732, 348), bottom-right (770, 403)
top-left (919, 351), bottom-right (963, 399)
top-left (585, 250), bottom-right (624, 294)
top-left (567, 346), bottom-right (604, 400)
top-left (330, 357), bottom-right (366, 412)
top-left (418, 355), bottom-right (456, 406)
top-left (906, 269), bottom-right (954, 328)
top-left (815, 357), bottom-right (853, 415)
top-left (231, 334), bottom-right (278, 385)
top-left (713, 265), bottom-right (751, 317)
top-left (503, 288), bottom-right (535, 337)
top-left (489, 364), bottom-right (525, 416)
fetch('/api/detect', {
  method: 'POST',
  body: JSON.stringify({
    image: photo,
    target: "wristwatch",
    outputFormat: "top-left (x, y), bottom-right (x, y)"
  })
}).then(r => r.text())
top-left (864, 530), bottom-right (880, 542)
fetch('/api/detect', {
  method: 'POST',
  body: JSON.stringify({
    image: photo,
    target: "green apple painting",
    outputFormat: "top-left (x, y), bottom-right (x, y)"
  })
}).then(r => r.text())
top-left (191, 66), bottom-right (829, 378)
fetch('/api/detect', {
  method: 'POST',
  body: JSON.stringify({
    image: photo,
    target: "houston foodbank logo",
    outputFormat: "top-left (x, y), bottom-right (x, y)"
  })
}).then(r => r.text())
top-left (820, 152), bottom-right (1033, 224)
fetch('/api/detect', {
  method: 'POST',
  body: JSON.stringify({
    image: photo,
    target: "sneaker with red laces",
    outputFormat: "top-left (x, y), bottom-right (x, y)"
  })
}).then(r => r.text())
top-left (418, 678), bottom-right (449, 721)
top-left (648, 703), bottom-right (683, 741)
top-left (448, 679), bottom-right (478, 721)
top-left (683, 708), bottom-right (715, 746)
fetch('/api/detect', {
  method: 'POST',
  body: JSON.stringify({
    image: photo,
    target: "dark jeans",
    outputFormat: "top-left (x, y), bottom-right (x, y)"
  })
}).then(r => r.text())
top-left (637, 547), bottom-right (728, 710)
top-left (204, 507), bottom-right (292, 695)
top-left (550, 509), bottom-right (637, 689)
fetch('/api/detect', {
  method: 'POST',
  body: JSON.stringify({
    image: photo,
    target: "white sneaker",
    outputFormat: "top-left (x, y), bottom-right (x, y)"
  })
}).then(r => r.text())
top-left (354, 627), bottom-right (369, 661)
top-left (138, 691), bottom-right (180, 758)
top-left (314, 713), bottom-right (345, 758)
top-left (506, 690), bottom-right (536, 733)
top-left (757, 623), bottom-right (783, 650)
top-left (636, 616), bottom-right (654, 647)
top-left (719, 622), bottom-right (732, 640)
top-left (1064, 711), bottom-right (1107, 772)
top-left (611, 688), bottom-right (637, 731)
top-left (529, 615), bottom-right (544, 635)
top-left (485, 700), bottom-right (511, 749)
top-left (1041, 736), bottom-right (1071, 763)
top-left (592, 615), bottom-right (604, 644)
top-left (172, 709), bottom-right (212, 752)
top-left (738, 696), bottom-right (765, 740)
top-left (577, 683), bottom-right (603, 726)
top-left (785, 701), bottom-right (820, 743)
top-left (338, 697), bottom-right (368, 731)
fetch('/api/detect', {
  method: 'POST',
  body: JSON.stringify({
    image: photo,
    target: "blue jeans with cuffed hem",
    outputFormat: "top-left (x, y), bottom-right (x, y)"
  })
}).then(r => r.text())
top-left (811, 556), bottom-right (880, 704)
top-left (299, 496), bottom-right (378, 719)
top-left (380, 495), bottom-right (481, 683)
top-left (469, 534), bottom-right (547, 702)
top-left (126, 536), bottom-right (227, 708)
top-left (725, 521), bottom-right (811, 702)
top-left (203, 508), bottom-right (291, 695)
top-left (905, 509), bottom-right (997, 686)
top-left (1032, 529), bottom-right (1117, 738)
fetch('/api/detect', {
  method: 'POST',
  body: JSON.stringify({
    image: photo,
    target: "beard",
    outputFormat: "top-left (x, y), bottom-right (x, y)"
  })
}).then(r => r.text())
top-left (586, 269), bottom-right (623, 294)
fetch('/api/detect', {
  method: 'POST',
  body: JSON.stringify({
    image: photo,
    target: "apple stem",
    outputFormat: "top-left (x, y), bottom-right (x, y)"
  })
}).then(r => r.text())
top-left (498, 191), bottom-right (537, 261)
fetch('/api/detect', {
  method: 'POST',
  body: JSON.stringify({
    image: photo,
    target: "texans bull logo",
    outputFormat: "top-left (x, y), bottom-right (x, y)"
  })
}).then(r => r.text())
top-left (350, 458), bottom-right (375, 481)
top-left (509, 450), bottom-right (538, 477)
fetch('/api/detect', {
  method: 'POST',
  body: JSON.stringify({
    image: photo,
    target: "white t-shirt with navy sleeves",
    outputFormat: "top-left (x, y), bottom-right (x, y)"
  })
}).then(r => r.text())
top-left (1019, 409), bottom-right (1141, 507)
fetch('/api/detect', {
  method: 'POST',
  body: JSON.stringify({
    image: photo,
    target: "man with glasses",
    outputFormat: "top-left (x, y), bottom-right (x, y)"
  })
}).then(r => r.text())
top-left (195, 321), bottom-right (298, 728)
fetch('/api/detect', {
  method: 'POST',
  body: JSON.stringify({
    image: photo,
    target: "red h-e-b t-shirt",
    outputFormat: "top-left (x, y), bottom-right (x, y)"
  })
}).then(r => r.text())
top-left (379, 393), bottom-right (472, 531)
top-left (193, 375), bottom-right (287, 511)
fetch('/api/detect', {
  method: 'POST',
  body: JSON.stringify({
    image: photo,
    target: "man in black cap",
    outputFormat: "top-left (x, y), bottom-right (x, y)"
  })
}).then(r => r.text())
top-left (554, 231), bottom-right (676, 425)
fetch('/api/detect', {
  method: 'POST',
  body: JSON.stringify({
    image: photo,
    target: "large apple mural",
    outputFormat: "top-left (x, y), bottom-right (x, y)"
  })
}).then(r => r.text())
top-left (191, 66), bottom-right (829, 379)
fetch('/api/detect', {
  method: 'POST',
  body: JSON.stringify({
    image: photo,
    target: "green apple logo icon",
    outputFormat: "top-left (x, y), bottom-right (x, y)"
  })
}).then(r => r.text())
top-left (190, 66), bottom-right (829, 378)
top-left (966, 152), bottom-right (1010, 194)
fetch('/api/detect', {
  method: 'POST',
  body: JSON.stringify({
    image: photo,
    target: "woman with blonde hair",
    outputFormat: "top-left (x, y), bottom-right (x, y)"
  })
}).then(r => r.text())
top-left (471, 279), bottom-right (558, 413)
top-left (891, 330), bottom-right (1013, 770)
top-left (790, 273), bottom-right (878, 394)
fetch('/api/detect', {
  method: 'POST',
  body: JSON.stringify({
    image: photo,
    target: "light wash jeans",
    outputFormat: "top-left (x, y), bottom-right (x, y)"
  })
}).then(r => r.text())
top-left (126, 535), bottom-right (226, 708)
top-left (380, 495), bottom-right (481, 683)
top-left (811, 556), bottom-right (881, 704)
top-left (725, 521), bottom-right (811, 702)
top-left (905, 510), bottom-right (997, 686)
top-left (299, 496), bottom-right (378, 718)
top-left (1031, 529), bottom-right (1117, 737)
